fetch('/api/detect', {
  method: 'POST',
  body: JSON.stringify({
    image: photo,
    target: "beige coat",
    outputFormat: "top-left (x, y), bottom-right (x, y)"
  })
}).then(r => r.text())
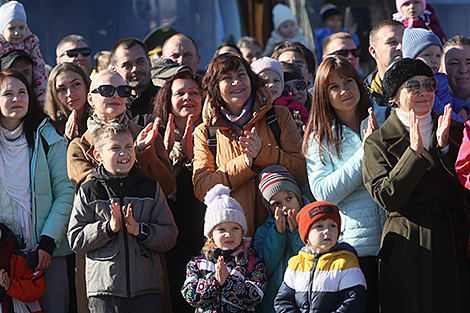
top-left (193, 87), bottom-right (306, 237)
top-left (67, 120), bottom-right (175, 196)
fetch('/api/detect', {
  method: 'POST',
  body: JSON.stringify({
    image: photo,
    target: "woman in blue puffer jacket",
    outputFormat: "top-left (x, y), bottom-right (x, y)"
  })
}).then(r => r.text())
top-left (0, 69), bottom-right (74, 312)
top-left (302, 56), bottom-right (386, 313)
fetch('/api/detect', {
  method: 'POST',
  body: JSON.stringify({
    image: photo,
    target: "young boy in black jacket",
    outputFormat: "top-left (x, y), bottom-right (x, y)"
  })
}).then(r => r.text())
top-left (68, 122), bottom-right (178, 313)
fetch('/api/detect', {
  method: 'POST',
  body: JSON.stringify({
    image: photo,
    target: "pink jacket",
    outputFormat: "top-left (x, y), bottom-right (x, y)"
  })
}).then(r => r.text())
top-left (455, 119), bottom-right (470, 189)
top-left (274, 94), bottom-right (309, 125)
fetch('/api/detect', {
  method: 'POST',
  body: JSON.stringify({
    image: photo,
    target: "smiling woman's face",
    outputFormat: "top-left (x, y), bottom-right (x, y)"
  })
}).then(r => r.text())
top-left (170, 78), bottom-right (202, 121)
top-left (218, 63), bottom-right (252, 115)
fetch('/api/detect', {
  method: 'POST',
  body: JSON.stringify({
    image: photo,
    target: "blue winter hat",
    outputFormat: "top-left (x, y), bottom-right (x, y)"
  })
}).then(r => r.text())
top-left (402, 27), bottom-right (442, 59)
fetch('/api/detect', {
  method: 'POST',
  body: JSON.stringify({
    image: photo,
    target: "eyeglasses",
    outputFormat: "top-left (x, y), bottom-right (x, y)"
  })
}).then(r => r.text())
top-left (59, 47), bottom-right (91, 58)
top-left (284, 80), bottom-right (307, 93)
top-left (402, 77), bottom-right (437, 94)
top-left (91, 85), bottom-right (132, 98)
top-left (329, 48), bottom-right (361, 58)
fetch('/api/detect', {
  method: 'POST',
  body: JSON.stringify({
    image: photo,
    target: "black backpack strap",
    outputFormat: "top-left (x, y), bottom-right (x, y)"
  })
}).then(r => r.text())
top-left (206, 107), bottom-right (282, 158)
top-left (266, 107), bottom-right (281, 147)
top-left (207, 127), bottom-right (218, 157)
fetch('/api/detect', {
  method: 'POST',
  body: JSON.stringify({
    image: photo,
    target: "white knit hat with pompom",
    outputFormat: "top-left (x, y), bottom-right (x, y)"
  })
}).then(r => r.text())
top-left (203, 184), bottom-right (247, 237)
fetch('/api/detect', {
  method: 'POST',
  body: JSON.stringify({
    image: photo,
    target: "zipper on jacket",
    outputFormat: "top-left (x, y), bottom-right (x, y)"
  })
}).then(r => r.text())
top-left (119, 181), bottom-right (131, 297)
top-left (307, 253), bottom-right (321, 310)
top-left (31, 118), bottom-right (49, 246)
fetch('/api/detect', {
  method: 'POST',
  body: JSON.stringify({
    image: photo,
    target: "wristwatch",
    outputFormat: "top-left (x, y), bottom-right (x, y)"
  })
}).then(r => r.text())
top-left (137, 223), bottom-right (149, 240)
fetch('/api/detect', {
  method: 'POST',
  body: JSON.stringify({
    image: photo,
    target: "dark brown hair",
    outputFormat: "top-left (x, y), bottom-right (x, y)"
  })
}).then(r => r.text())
top-left (302, 56), bottom-right (370, 162)
top-left (0, 69), bottom-right (47, 147)
top-left (151, 68), bottom-right (202, 136)
top-left (213, 43), bottom-right (243, 58)
top-left (110, 37), bottom-right (148, 67)
top-left (202, 53), bottom-right (262, 109)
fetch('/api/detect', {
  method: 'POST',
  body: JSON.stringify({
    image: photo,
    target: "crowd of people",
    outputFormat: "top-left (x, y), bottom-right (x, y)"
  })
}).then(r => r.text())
top-left (1, 0), bottom-right (470, 312)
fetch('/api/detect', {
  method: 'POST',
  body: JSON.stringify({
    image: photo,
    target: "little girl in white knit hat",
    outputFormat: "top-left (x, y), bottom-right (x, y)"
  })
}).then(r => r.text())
top-left (181, 184), bottom-right (267, 312)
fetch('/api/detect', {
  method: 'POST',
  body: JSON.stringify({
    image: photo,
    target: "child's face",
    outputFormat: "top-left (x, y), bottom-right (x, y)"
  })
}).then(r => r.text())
top-left (94, 132), bottom-right (136, 177)
top-left (279, 20), bottom-right (297, 38)
top-left (211, 221), bottom-right (243, 251)
top-left (268, 190), bottom-right (300, 216)
top-left (307, 218), bottom-right (338, 254)
top-left (416, 45), bottom-right (442, 75)
top-left (325, 17), bottom-right (342, 32)
top-left (3, 20), bottom-right (26, 45)
top-left (259, 70), bottom-right (283, 101)
top-left (401, 1), bottom-right (424, 19)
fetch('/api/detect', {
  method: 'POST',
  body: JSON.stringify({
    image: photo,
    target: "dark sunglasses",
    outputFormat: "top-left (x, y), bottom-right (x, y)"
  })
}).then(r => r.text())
top-left (403, 77), bottom-right (437, 94)
top-left (59, 47), bottom-right (91, 58)
top-left (91, 85), bottom-right (132, 98)
top-left (329, 48), bottom-right (361, 58)
top-left (284, 80), bottom-right (307, 93)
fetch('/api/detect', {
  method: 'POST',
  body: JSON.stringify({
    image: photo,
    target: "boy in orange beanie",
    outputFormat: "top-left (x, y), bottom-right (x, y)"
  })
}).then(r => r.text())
top-left (274, 201), bottom-right (367, 312)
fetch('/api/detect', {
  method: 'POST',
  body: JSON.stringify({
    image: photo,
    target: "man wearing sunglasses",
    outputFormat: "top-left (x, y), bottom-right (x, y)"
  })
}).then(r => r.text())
top-left (56, 34), bottom-right (92, 74)
top-left (111, 37), bottom-right (156, 127)
top-left (323, 32), bottom-right (360, 71)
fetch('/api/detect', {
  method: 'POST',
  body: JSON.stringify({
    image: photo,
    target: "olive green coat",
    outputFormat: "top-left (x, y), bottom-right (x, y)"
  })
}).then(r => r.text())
top-left (363, 110), bottom-right (470, 313)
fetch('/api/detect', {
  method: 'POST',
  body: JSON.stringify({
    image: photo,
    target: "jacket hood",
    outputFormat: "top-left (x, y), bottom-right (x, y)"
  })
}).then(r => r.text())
top-left (91, 163), bottom-right (146, 197)
top-left (202, 86), bottom-right (273, 130)
top-left (363, 69), bottom-right (378, 87)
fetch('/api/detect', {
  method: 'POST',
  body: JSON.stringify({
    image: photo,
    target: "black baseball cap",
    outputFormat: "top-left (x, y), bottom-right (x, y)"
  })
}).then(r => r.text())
top-left (1, 50), bottom-right (33, 70)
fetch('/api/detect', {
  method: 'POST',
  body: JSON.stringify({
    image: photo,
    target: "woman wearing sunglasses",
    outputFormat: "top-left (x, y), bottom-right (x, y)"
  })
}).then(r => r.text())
top-left (363, 58), bottom-right (470, 313)
top-left (193, 53), bottom-right (307, 237)
top-left (67, 69), bottom-right (174, 195)
top-left (303, 55), bottom-right (386, 313)
top-left (44, 63), bottom-right (91, 145)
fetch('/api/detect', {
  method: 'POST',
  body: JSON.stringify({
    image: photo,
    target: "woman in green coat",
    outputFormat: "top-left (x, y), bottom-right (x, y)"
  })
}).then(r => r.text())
top-left (363, 58), bottom-right (470, 313)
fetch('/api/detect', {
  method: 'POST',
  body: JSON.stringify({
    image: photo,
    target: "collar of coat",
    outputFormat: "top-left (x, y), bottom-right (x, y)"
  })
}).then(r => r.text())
top-left (202, 86), bottom-right (273, 130)
top-left (374, 109), bottom-right (462, 161)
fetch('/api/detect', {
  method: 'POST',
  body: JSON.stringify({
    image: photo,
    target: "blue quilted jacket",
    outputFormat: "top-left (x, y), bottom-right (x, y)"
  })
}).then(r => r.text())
top-left (304, 101), bottom-right (386, 257)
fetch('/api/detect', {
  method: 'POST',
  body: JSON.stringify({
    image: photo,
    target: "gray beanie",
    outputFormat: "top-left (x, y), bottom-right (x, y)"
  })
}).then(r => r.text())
top-left (203, 184), bottom-right (247, 237)
top-left (259, 165), bottom-right (301, 212)
top-left (402, 27), bottom-right (442, 59)
top-left (0, 1), bottom-right (26, 37)
top-left (251, 57), bottom-right (284, 87)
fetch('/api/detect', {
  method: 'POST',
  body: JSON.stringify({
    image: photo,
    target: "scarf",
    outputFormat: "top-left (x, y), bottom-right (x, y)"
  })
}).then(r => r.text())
top-left (87, 113), bottom-right (130, 134)
top-left (220, 96), bottom-right (254, 130)
top-left (0, 123), bottom-right (32, 251)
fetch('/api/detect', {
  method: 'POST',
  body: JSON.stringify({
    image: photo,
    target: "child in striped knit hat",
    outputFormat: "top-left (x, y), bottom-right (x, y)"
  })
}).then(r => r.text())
top-left (254, 165), bottom-right (309, 313)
